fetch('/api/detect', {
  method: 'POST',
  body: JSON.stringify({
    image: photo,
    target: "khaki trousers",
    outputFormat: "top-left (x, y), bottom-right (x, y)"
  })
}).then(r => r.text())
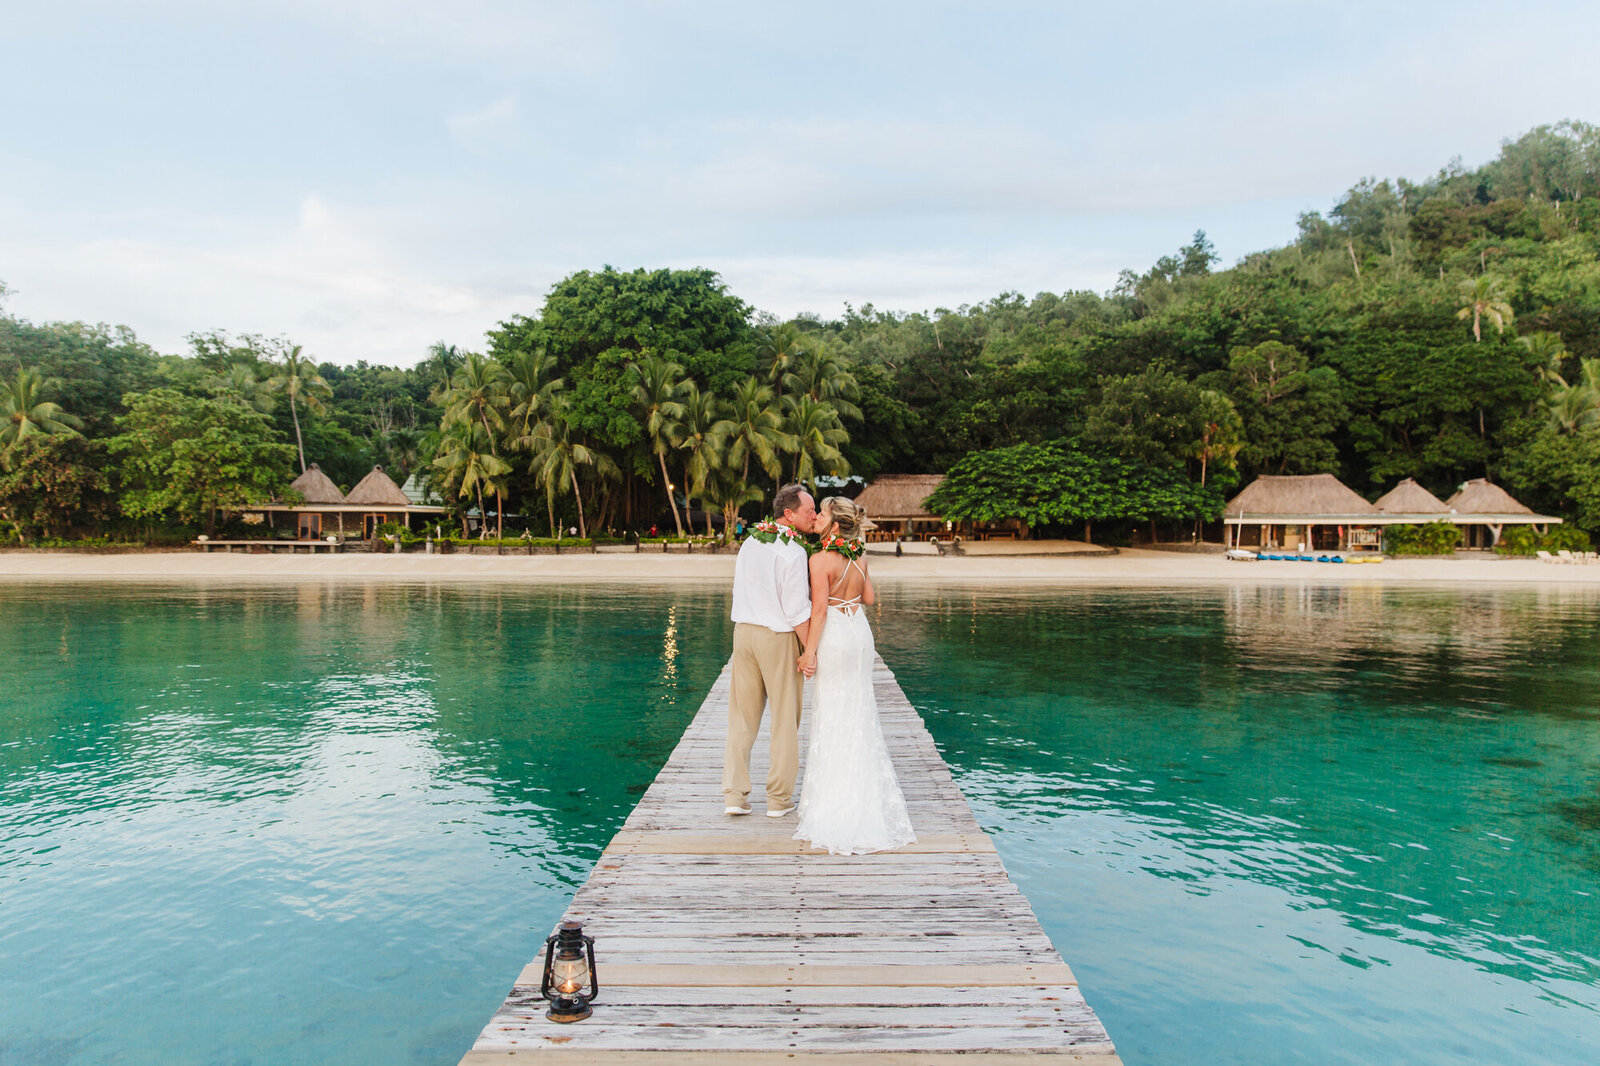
top-left (723, 623), bottom-right (803, 808)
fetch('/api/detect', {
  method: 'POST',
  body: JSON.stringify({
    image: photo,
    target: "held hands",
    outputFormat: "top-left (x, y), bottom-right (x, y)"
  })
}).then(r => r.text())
top-left (796, 650), bottom-right (817, 678)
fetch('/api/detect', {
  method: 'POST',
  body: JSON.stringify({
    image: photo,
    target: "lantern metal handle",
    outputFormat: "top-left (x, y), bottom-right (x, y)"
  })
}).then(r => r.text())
top-left (584, 933), bottom-right (599, 1004)
top-left (539, 931), bottom-right (557, 1001)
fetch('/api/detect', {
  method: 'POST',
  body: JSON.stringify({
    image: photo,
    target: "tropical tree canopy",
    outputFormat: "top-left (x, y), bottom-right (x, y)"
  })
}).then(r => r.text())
top-left (107, 388), bottom-right (296, 535)
top-left (925, 441), bottom-right (1223, 534)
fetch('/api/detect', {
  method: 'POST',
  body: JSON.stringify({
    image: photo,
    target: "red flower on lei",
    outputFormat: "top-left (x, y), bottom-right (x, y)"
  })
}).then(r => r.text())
top-left (749, 518), bottom-right (804, 549)
top-left (818, 533), bottom-right (865, 560)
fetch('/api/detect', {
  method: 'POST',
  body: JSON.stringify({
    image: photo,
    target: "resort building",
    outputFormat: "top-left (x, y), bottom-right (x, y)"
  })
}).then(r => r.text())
top-left (1224, 473), bottom-right (1559, 551)
top-left (1223, 474), bottom-right (1380, 552)
top-left (1373, 476), bottom-right (1450, 517)
top-left (851, 473), bottom-right (1027, 541)
top-left (851, 474), bottom-right (959, 541)
top-left (1445, 478), bottom-right (1559, 549)
top-left (247, 464), bottom-right (448, 540)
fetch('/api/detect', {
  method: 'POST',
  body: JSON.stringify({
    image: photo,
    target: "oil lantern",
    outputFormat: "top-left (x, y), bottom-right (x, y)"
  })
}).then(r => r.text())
top-left (540, 920), bottom-right (598, 1022)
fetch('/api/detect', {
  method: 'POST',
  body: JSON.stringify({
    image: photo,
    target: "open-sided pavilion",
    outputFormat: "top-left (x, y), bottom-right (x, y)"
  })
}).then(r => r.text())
top-left (244, 464), bottom-right (448, 540)
top-left (1223, 473), bottom-right (1559, 552)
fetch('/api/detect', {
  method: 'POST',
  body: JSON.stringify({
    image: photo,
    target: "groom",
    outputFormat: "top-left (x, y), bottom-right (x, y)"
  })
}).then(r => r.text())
top-left (723, 484), bottom-right (816, 817)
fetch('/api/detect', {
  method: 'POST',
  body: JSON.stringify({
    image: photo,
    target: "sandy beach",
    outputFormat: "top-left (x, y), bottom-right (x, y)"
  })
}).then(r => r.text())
top-left (5, 547), bottom-right (1600, 586)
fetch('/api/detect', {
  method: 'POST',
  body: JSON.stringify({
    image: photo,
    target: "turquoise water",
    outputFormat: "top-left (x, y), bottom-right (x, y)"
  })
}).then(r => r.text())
top-left (0, 585), bottom-right (732, 1065)
top-left (875, 585), bottom-right (1600, 1065)
top-left (2, 582), bottom-right (1598, 1064)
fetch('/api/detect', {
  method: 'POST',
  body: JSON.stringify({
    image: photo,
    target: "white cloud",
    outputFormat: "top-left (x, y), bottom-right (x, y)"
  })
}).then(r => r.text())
top-left (0, 193), bottom-right (538, 363)
top-left (5, 3), bottom-right (1599, 367)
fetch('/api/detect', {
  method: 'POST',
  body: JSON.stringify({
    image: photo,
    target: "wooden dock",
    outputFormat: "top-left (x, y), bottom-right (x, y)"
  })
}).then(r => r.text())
top-left (461, 657), bottom-right (1120, 1064)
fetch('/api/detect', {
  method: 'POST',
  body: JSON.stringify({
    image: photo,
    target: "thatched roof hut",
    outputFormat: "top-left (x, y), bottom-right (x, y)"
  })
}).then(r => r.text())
top-left (854, 474), bottom-right (946, 520)
top-left (1222, 473), bottom-right (1560, 551)
top-left (1445, 478), bottom-right (1535, 516)
top-left (288, 463), bottom-right (346, 504)
top-left (346, 465), bottom-right (412, 507)
top-left (1223, 474), bottom-right (1376, 518)
top-left (1373, 477), bottom-right (1448, 514)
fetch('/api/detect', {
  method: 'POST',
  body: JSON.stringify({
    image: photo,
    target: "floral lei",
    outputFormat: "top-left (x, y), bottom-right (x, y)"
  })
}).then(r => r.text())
top-left (749, 518), bottom-right (809, 551)
top-left (818, 533), bottom-right (866, 560)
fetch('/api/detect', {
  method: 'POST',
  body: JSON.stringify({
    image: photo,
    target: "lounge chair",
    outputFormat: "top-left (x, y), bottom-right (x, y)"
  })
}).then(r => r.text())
top-left (1536, 550), bottom-right (1559, 563)
top-left (1558, 550), bottom-right (1579, 564)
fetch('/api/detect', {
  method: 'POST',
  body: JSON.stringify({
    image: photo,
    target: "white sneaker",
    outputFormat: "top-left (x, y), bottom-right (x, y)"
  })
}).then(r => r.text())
top-left (724, 804), bottom-right (753, 815)
top-left (766, 805), bottom-right (796, 817)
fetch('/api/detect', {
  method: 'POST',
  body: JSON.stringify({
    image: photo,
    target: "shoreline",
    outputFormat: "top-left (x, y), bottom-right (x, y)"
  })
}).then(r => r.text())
top-left (4, 548), bottom-right (1600, 587)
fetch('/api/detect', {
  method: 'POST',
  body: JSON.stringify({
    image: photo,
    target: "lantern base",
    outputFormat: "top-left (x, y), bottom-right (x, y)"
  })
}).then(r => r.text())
top-left (545, 1002), bottom-right (593, 1024)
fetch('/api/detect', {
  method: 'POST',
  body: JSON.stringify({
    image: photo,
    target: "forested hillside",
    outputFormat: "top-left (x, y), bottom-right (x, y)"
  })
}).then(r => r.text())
top-left (826, 121), bottom-right (1600, 530)
top-left (3, 120), bottom-right (1598, 544)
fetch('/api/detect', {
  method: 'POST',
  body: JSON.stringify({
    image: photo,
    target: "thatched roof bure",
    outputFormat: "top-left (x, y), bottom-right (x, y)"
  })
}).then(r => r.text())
top-left (345, 465), bottom-right (413, 507)
top-left (1223, 474), bottom-right (1376, 518)
top-left (1445, 478), bottom-right (1535, 515)
top-left (1373, 477), bottom-right (1449, 514)
top-left (853, 474), bottom-right (947, 519)
top-left (288, 463), bottom-right (346, 504)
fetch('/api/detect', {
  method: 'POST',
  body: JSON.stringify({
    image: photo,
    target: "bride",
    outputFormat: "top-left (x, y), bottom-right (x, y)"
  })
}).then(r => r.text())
top-left (793, 497), bottom-right (916, 856)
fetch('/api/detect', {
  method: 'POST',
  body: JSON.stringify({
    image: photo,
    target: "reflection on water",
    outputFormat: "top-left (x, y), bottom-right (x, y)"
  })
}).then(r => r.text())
top-left (874, 583), bottom-right (1600, 1066)
top-left (3, 581), bottom-right (1599, 1065)
top-left (0, 583), bottom-right (733, 1066)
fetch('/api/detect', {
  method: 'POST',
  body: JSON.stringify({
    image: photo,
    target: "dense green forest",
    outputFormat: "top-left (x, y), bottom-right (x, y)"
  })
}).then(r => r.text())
top-left (3, 120), bottom-right (1600, 545)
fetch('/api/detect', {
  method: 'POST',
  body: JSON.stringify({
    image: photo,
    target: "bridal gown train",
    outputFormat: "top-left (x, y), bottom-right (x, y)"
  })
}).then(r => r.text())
top-left (794, 562), bottom-right (916, 856)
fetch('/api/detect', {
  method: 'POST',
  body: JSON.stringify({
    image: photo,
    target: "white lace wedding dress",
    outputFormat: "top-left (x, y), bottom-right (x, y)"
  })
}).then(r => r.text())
top-left (794, 559), bottom-right (916, 856)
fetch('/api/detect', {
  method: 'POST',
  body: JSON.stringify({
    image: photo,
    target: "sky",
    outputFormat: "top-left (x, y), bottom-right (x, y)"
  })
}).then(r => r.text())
top-left (2, 1), bottom-right (1597, 366)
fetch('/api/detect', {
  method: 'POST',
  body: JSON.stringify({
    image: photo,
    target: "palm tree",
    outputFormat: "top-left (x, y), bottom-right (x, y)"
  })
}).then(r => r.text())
top-left (1521, 332), bottom-right (1571, 385)
top-left (627, 354), bottom-right (689, 536)
top-left (528, 402), bottom-right (619, 539)
top-left (725, 375), bottom-right (793, 485)
top-left (783, 341), bottom-right (863, 422)
top-left (440, 353), bottom-right (514, 531)
top-left (784, 395), bottom-right (850, 483)
top-left (755, 322), bottom-right (811, 398)
top-left (677, 382), bottom-right (735, 535)
top-left (0, 368), bottom-right (83, 469)
top-left (700, 463), bottom-right (764, 540)
top-left (269, 344), bottom-right (332, 474)
top-left (505, 348), bottom-right (564, 452)
top-left (441, 352), bottom-right (512, 445)
top-left (1189, 389), bottom-right (1246, 487)
top-left (421, 341), bottom-right (465, 401)
top-left (1542, 357), bottom-right (1600, 434)
top-left (383, 424), bottom-right (424, 486)
top-left (221, 362), bottom-right (275, 413)
top-left (1546, 383), bottom-right (1595, 434)
top-left (433, 423), bottom-right (512, 538)
top-left (1456, 276), bottom-right (1514, 343)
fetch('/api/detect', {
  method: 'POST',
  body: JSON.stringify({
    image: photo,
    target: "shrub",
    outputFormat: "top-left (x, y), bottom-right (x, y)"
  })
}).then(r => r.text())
top-left (1543, 526), bottom-right (1593, 552)
top-left (1384, 521), bottom-right (1463, 555)
top-left (374, 521), bottom-right (419, 543)
top-left (1498, 525), bottom-right (1592, 555)
top-left (1496, 526), bottom-right (1539, 555)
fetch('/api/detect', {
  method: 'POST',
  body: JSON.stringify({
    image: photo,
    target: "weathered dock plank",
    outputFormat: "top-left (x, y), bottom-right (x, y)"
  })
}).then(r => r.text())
top-left (461, 658), bottom-right (1119, 1064)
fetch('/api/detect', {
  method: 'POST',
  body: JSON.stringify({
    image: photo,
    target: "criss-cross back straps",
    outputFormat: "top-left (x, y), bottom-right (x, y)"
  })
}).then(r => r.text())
top-left (827, 556), bottom-right (866, 609)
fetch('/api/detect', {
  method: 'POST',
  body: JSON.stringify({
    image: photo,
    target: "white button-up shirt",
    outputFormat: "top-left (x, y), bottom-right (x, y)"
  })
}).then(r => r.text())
top-left (730, 525), bottom-right (812, 633)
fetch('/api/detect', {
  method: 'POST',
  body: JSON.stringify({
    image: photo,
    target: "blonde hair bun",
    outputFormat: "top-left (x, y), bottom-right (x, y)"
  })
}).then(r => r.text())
top-left (824, 496), bottom-right (875, 537)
